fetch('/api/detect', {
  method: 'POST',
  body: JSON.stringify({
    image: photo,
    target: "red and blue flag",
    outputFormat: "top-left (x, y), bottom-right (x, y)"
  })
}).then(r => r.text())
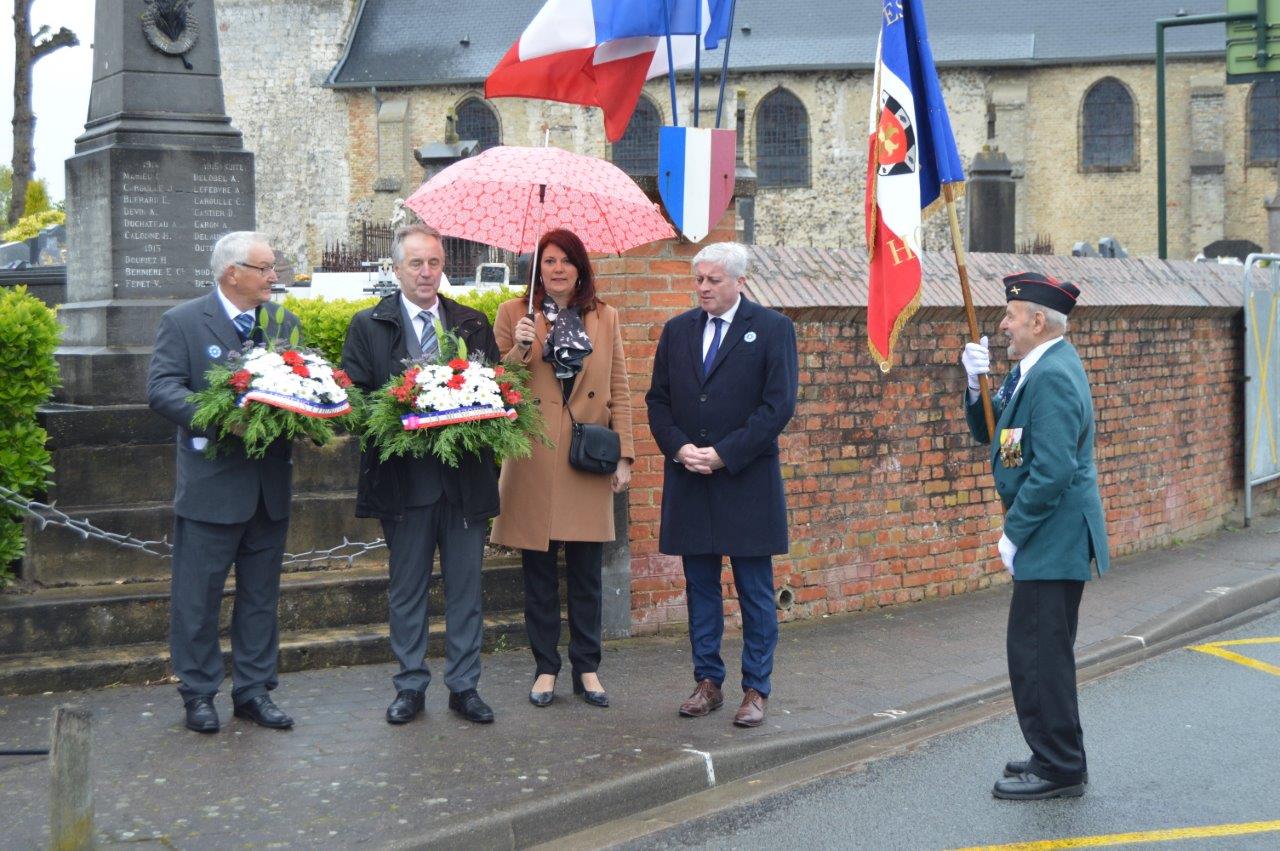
top-left (486, 0), bottom-right (733, 142)
top-left (865, 0), bottom-right (964, 371)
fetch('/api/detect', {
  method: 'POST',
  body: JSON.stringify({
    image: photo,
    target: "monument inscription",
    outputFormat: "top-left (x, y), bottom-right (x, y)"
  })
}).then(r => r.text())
top-left (108, 149), bottom-right (254, 293)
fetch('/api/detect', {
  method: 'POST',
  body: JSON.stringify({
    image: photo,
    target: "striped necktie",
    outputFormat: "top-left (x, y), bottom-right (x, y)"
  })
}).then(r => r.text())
top-left (234, 312), bottom-right (254, 342)
top-left (995, 363), bottom-right (1021, 406)
top-left (418, 311), bottom-right (439, 360)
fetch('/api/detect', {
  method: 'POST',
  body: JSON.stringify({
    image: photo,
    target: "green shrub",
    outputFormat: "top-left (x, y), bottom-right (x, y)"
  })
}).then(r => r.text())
top-left (24, 179), bottom-right (51, 217)
top-left (0, 287), bottom-right (61, 586)
top-left (2, 208), bottom-right (65, 244)
top-left (283, 287), bottom-right (521, 366)
top-left (283, 295), bottom-right (378, 365)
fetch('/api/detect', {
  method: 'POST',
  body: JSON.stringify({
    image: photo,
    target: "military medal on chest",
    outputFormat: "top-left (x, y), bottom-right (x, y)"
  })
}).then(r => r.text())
top-left (999, 427), bottom-right (1024, 468)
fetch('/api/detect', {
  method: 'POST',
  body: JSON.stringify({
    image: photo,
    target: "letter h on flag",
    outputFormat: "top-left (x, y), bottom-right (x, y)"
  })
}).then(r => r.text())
top-left (865, 0), bottom-right (964, 372)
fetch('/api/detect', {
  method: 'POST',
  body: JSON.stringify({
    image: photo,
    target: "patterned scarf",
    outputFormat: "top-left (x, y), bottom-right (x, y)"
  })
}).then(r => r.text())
top-left (541, 295), bottom-right (593, 379)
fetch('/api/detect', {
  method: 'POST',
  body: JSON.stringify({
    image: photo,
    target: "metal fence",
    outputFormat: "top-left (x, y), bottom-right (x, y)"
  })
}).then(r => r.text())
top-left (317, 221), bottom-right (517, 286)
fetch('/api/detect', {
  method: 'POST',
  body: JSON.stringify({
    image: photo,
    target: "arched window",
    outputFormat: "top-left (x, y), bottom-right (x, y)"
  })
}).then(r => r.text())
top-left (755, 89), bottom-right (810, 188)
top-left (612, 96), bottom-right (661, 176)
top-left (1080, 78), bottom-right (1136, 171)
top-left (1249, 78), bottom-right (1280, 164)
top-left (454, 97), bottom-right (500, 152)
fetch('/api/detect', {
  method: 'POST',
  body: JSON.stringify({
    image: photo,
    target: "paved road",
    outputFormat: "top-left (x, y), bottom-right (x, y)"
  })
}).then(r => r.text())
top-left (623, 608), bottom-right (1280, 851)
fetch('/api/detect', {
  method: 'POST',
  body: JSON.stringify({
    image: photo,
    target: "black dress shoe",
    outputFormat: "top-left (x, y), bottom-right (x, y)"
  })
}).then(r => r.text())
top-left (529, 675), bottom-right (556, 707)
top-left (449, 689), bottom-right (494, 723)
top-left (1004, 759), bottom-right (1088, 784)
top-left (386, 689), bottom-right (425, 724)
top-left (572, 672), bottom-right (609, 708)
top-left (993, 772), bottom-right (1085, 800)
top-left (184, 696), bottom-right (219, 733)
top-left (233, 694), bottom-right (294, 729)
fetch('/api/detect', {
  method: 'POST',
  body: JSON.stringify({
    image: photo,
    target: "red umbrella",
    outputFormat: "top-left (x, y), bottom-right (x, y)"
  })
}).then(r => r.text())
top-left (403, 145), bottom-right (675, 309)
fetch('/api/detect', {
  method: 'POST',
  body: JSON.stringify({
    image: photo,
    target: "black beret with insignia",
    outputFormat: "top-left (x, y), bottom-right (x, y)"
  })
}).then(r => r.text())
top-left (1003, 271), bottom-right (1080, 315)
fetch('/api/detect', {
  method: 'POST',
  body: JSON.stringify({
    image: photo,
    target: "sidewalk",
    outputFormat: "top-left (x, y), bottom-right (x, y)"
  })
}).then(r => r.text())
top-left (3, 514), bottom-right (1279, 850)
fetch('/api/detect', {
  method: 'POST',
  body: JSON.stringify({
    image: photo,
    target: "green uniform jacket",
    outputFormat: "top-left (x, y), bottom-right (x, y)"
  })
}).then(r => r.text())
top-left (965, 339), bottom-right (1109, 581)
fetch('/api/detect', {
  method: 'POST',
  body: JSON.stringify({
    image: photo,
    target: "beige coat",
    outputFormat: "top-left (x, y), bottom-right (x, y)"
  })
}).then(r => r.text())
top-left (490, 298), bottom-right (635, 551)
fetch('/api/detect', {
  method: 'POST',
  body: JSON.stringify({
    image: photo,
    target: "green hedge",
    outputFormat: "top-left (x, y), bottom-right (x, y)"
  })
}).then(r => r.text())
top-left (284, 287), bottom-right (522, 366)
top-left (0, 287), bottom-right (61, 587)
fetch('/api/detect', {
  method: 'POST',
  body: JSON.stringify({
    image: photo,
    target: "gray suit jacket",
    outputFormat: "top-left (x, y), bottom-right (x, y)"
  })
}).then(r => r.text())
top-left (147, 290), bottom-right (299, 525)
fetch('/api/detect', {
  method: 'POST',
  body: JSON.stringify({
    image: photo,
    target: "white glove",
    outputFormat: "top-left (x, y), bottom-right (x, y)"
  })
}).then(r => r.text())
top-left (998, 533), bottom-right (1017, 575)
top-left (961, 336), bottom-right (990, 391)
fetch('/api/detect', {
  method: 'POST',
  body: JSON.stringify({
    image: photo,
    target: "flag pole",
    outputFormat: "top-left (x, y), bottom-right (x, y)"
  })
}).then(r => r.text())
top-left (693, 0), bottom-right (702, 127)
top-left (943, 181), bottom-right (996, 441)
top-left (661, 0), bottom-right (679, 125)
top-left (714, 0), bottom-right (739, 128)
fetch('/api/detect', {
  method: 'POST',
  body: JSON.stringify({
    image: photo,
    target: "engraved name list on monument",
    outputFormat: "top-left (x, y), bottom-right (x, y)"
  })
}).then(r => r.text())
top-left (113, 151), bottom-right (254, 292)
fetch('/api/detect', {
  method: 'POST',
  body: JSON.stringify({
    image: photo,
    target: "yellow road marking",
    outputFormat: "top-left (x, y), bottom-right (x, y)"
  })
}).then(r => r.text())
top-left (1187, 636), bottom-right (1280, 677)
top-left (951, 818), bottom-right (1280, 850)
top-left (1198, 637), bottom-right (1280, 647)
top-left (1186, 644), bottom-right (1280, 677)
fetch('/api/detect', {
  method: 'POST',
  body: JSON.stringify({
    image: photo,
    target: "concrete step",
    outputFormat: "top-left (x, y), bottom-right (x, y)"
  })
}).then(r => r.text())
top-left (0, 611), bottom-right (530, 695)
top-left (0, 556), bottom-right (531, 656)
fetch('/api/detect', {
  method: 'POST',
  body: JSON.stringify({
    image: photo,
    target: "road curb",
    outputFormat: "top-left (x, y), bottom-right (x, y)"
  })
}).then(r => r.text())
top-left (389, 568), bottom-right (1280, 850)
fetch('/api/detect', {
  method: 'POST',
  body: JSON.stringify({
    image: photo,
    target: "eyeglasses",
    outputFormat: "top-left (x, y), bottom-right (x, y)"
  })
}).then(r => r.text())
top-left (237, 261), bottom-right (277, 275)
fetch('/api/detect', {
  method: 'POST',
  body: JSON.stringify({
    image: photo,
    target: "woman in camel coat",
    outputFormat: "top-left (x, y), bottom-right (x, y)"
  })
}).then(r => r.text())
top-left (491, 228), bottom-right (634, 708)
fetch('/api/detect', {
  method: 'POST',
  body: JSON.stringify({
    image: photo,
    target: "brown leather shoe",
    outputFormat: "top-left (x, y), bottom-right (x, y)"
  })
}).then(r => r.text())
top-left (678, 679), bottom-right (724, 717)
top-left (733, 688), bottom-right (767, 727)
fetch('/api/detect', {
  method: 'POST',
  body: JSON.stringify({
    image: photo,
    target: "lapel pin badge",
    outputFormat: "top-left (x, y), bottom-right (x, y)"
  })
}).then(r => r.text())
top-left (207, 345), bottom-right (222, 359)
top-left (744, 331), bottom-right (757, 343)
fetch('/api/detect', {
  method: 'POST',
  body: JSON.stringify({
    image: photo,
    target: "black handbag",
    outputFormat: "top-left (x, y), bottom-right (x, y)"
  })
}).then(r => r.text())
top-left (565, 396), bottom-right (620, 475)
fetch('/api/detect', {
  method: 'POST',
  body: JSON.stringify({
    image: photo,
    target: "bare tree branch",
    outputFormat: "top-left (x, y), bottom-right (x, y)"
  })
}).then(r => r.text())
top-left (32, 26), bottom-right (79, 61)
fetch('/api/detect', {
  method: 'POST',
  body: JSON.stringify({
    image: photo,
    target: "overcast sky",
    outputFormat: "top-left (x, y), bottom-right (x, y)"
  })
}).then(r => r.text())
top-left (0, 0), bottom-right (96, 202)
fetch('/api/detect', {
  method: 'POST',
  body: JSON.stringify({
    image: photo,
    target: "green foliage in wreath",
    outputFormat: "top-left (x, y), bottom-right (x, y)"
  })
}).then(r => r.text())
top-left (361, 331), bottom-right (547, 468)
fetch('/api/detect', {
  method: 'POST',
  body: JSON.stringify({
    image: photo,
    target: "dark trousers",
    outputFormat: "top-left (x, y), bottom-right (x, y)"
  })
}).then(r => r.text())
top-left (381, 501), bottom-right (486, 694)
top-left (1007, 579), bottom-right (1087, 785)
top-left (522, 541), bottom-right (604, 677)
top-left (170, 496), bottom-right (289, 705)
top-left (682, 554), bottom-right (778, 697)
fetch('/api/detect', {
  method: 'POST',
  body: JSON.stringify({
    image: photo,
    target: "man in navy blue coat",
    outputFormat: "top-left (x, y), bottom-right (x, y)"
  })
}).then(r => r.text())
top-left (646, 242), bottom-right (798, 728)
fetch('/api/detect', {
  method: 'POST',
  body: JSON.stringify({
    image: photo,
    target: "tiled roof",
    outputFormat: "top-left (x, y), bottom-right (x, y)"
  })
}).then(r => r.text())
top-left (327, 0), bottom-right (1227, 88)
top-left (745, 248), bottom-right (1247, 315)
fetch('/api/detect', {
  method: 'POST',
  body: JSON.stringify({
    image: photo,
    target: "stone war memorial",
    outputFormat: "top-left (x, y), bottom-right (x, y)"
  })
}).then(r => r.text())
top-left (1, 0), bottom-right (1279, 694)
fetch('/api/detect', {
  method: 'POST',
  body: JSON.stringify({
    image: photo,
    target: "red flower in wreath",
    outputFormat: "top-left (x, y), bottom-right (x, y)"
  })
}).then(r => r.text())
top-left (281, 350), bottom-right (305, 367)
top-left (493, 365), bottom-right (505, 378)
top-left (229, 369), bottom-right (252, 393)
top-left (446, 373), bottom-right (466, 390)
top-left (332, 369), bottom-right (353, 389)
top-left (390, 384), bottom-right (413, 403)
top-left (291, 363), bottom-right (311, 378)
top-left (448, 358), bottom-right (470, 371)
top-left (503, 389), bottom-right (522, 405)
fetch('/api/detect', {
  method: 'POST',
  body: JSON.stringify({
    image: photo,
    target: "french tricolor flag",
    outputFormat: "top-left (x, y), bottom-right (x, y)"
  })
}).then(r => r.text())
top-left (486, 0), bottom-right (732, 142)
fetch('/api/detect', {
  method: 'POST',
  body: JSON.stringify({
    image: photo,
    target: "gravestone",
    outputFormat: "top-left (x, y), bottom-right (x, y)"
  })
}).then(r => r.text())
top-left (0, 240), bottom-right (34, 267)
top-left (36, 224), bottom-right (67, 265)
top-left (967, 147), bottom-right (1016, 253)
top-left (58, 0), bottom-right (254, 405)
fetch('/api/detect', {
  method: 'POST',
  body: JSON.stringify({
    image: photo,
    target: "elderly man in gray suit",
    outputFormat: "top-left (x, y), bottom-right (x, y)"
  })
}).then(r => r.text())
top-left (148, 231), bottom-right (299, 733)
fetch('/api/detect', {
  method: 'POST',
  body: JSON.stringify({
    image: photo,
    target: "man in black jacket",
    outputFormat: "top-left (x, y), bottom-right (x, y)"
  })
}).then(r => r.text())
top-left (341, 224), bottom-right (501, 725)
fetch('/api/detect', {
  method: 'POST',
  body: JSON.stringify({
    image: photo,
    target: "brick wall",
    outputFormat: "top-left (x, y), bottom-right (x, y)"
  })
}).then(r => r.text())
top-left (600, 213), bottom-right (1278, 635)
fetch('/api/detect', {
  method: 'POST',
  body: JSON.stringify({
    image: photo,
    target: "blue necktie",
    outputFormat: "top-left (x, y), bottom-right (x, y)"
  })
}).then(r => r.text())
top-left (418, 311), bottom-right (439, 360)
top-left (995, 363), bottom-right (1021, 406)
top-left (702, 317), bottom-right (724, 375)
top-left (234, 311), bottom-right (254, 342)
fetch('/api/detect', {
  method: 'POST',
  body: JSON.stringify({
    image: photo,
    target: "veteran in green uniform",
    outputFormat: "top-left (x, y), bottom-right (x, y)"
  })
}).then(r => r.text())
top-left (960, 271), bottom-right (1109, 801)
